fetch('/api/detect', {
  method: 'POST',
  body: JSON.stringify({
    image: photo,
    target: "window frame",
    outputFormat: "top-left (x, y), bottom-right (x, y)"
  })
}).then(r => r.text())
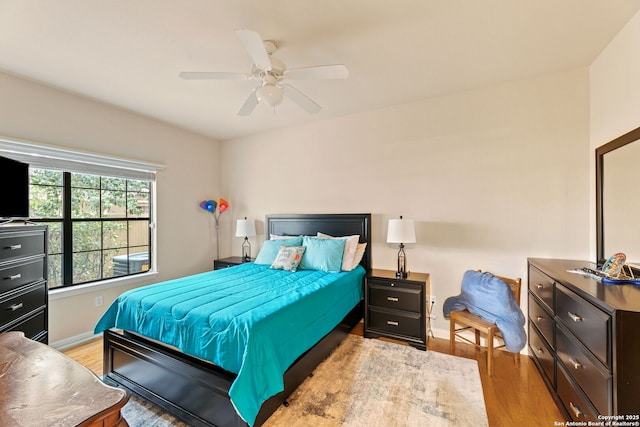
top-left (0, 136), bottom-right (162, 295)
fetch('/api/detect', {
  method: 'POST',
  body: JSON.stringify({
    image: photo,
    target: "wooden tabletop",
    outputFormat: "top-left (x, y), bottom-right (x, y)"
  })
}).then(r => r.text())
top-left (0, 332), bottom-right (129, 427)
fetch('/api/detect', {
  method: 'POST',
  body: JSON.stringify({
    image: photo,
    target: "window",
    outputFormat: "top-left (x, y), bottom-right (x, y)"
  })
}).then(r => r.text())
top-left (30, 169), bottom-right (152, 289)
top-left (0, 136), bottom-right (162, 290)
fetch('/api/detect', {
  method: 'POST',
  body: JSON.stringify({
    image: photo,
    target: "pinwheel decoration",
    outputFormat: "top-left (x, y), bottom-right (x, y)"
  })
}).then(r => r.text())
top-left (199, 198), bottom-right (229, 259)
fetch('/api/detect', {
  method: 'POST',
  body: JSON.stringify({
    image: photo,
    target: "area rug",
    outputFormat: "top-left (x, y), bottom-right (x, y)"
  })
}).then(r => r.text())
top-left (120, 335), bottom-right (487, 426)
top-left (264, 335), bottom-right (488, 427)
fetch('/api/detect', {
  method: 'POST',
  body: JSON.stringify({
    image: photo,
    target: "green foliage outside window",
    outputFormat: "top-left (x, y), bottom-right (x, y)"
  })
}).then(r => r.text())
top-left (29, 169), bottom-right (151, 288)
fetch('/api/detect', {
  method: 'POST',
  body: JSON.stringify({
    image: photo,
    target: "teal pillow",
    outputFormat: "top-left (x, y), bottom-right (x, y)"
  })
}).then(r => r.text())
top-left (254, 236), bottom-right (303, 265)
top-left (299, 236), bottom-right (346, 273)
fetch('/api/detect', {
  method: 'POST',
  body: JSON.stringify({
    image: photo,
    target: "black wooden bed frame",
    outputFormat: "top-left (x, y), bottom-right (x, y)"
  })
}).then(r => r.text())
top-left (103, 213), bottom-right (371, 427)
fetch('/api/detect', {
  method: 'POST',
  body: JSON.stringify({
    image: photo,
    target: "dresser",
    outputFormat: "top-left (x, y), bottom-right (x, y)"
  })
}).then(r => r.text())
top-left (364, 269), bottom-right (429, 350)
top-left (528, 258), bottom-right (640, 420)
top-left (0, 224), bottom-right (48, 343)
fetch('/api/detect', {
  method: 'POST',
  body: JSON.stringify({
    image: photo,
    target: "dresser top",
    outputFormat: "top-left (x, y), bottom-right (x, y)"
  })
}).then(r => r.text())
top-left (528, 258), bottom-right (640, 313)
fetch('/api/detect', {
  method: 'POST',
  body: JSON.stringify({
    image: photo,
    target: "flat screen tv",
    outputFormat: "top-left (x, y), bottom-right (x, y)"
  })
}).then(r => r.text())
top-left (0, 155), bottom-right (30, 219)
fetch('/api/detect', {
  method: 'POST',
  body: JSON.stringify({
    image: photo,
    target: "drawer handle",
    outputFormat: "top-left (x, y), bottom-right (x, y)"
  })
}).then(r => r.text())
top-left (569, 401), bottom-right (583, 418)
top-left (9, 244), bottom-right (22, 250)
top-left (536, 315), bottom-right (545, 322)
top-left (567, 311), bottom-right (583, 322)
top-left (8, 302), bottom-right (23, 312)
top-left (536, 284), bottom-right (544, 289)
top-left (387, 320), bottom-right (399, 326)
top-left (569, 358), bottom-right (583, 370)
top-left (387, 296), bottom-right (399, 302)
top-left (8, 274), bottom-right (22, 281)
top-left (535, 346), bottom-right (544, 355)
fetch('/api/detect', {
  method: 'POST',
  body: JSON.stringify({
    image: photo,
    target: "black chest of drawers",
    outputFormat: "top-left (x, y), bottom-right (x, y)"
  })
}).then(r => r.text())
top-left (364, 269), bottom-right (429, 350)
top-left (0, 224), bottom-right (48, 343)
top-left (213, 256), bottom-right (254, 270)
top-left (528, 258), bottom-right (640, 420)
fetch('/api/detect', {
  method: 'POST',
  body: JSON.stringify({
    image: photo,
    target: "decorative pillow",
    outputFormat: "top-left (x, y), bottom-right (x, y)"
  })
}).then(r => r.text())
top-left (270, 246), bottom-right (306, 272)
top-left (254, 236), bottom-right (304, 265)
top-left (299, 236), bottom-right (346, 273)
top-left (317, 232), bottom-right (360, 271)
top-left (351, 242), bottom-right (367, 269)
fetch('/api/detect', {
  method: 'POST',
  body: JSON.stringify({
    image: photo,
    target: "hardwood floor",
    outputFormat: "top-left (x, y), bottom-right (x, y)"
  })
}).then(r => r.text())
top-left (63, 326), bottom-right (564, 426)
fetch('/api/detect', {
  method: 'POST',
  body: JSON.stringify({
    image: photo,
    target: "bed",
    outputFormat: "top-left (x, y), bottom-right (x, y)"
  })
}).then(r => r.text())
top-left (98, 213), bottom-right (371, 427)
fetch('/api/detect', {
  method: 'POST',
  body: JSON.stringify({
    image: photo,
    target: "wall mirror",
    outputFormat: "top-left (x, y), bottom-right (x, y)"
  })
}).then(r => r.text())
top-left (596, 126), bottom-right (640, 266)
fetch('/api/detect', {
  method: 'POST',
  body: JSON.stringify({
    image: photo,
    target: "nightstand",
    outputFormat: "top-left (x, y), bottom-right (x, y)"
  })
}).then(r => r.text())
top-left (213, 256), bottom-right (253, 270)
top-left (364, 269), bottom-right (430, 350)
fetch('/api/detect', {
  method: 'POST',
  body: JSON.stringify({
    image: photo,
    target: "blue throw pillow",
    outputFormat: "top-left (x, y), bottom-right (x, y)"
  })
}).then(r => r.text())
top-left (254, 236), bottom-right (303, 265)
top-left (299, 236), bottom-right (346, 273)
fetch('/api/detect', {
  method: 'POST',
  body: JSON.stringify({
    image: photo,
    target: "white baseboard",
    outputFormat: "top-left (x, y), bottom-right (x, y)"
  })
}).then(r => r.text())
top-left (50, 331), bottom-right (103, 351)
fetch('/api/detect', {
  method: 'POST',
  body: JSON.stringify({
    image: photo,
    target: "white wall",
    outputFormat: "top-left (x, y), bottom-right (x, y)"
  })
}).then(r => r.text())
top-left (221, 67), bottom-right (591, 335)
top-left (589, 10), bottom-right (640, 261)
top-left (0, 71), bottom-right (221, 344)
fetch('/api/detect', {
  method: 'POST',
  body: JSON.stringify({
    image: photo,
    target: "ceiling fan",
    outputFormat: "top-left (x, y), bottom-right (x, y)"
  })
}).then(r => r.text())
top-left (179, 29), bottom-right (349, 116)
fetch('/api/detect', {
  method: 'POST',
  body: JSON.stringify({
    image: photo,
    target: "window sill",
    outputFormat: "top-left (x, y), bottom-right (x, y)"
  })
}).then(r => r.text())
top-left (48, 271), bottom-right (158, 301)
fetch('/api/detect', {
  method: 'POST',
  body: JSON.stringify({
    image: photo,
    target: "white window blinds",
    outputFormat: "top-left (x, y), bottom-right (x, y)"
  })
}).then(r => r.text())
top-left (0, 136), bottom-right (164, 181)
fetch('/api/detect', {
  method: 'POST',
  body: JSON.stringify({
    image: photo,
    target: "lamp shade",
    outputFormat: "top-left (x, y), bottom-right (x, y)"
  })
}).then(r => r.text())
top-left (235, 218), bottom-right (256, 237)
top-left (386, 218), bottom-right (416, 244)
top-left (256, 84), bottom-right (283, 107)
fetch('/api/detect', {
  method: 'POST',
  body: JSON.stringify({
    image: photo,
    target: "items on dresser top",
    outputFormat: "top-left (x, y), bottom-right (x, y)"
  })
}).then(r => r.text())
top-left (0, 224), bottom-right (48, 343)
top-left (364, 268), bottom-right (429, 350)
top-left (528, 258), bottom-right (640, 421)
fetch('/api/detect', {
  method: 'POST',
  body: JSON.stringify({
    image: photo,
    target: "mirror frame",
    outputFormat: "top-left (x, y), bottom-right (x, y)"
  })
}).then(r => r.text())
top-left (596, 125), bottom-right (640, 265)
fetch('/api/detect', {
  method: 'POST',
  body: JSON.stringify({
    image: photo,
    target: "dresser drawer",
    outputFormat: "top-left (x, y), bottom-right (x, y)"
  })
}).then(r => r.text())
top-left (0, 230), bottom-right (46, 264)
top-left (0, 257), bottom-right (45, 293)
top-left (368, 281), bottom-right (421, 313)
top-left (556, 323), bottom-right (611, 415)
top-left (529, 293), bottom-right (554, 347)
top-left (0, 282), bottom-right (47, 326)
top-left (557, 362), bottom-right (599, 422)
top-left (555, 284), bottom-right (610, 367)
top-left (367, 306), bottom-right (422, 338)
top-left (529, 265), bottom-right (554, 311)
top-left (1, 309), bottom-right (46, 340)
top-left (529, 323), bottom-right (555, 387)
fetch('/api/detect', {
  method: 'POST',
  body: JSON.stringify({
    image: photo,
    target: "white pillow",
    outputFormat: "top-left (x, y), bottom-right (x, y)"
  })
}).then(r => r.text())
top-left (317, 232), bottom-right (360, 271)
top-left (270, 234), bottom-right (299, 240)
top-left (351, 243), bottom-right (367, 269)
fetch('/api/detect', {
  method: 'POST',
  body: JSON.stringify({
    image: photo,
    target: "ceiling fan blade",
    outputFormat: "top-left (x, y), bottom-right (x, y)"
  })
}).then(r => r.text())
top-left (235, 29), bottom-right (272, 72)
top-left (237, 89), bottom-right (259, 116)
top-left (282, 85), bottom-right (321, 114)
top-left (284, 64), bottom-right (348, 80)
top-left (179, 71), bottom-right (250, 80)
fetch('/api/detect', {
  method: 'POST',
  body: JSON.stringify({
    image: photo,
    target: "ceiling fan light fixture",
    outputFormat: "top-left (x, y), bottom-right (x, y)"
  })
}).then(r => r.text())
top-left (256, 84), bottom-right (283, 107)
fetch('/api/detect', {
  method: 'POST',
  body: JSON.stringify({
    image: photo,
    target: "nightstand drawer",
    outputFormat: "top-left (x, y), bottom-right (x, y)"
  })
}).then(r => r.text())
top-left (0, 282), bottom-right (47, 326)
top-left (368, 282), bottom-right (421, 312)
top-left (0, 257), bottom-right (45, 293)
top-left (556, 284), bottom-right (610, 367)
top-left (367, 306), bottom-right (422, 338)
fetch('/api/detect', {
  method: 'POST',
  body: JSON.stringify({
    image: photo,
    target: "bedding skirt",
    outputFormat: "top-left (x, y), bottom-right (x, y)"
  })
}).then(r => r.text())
top-left (94, 263), bottom-right (365, 426)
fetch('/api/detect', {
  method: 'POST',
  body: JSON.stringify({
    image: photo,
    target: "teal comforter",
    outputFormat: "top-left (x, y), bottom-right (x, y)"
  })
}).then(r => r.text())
top-left (94, 263), bottom-right (364, 426)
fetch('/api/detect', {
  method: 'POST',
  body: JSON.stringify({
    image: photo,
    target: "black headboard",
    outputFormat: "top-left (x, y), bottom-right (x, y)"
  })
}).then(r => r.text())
top-left (265, 213), bottom-right (372, 271)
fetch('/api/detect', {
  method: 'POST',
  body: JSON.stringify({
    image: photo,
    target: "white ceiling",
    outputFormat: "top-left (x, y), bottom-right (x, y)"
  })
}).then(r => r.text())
top-left (1, 1), bottom-right (639, 141)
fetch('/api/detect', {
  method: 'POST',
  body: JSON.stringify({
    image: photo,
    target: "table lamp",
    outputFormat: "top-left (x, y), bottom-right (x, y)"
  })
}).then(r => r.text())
top-left (235, 217), bottom-right (257, 261)
top-left (386, 216), bottom-right (416, 278)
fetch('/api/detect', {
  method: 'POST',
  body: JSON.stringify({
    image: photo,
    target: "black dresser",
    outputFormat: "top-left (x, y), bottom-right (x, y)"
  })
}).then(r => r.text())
top-left (528, 258), bottom-right (640, 420)
top-left (0, 224), bottom-right (48, 343)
